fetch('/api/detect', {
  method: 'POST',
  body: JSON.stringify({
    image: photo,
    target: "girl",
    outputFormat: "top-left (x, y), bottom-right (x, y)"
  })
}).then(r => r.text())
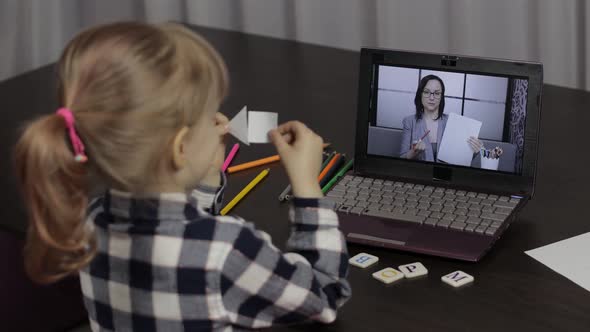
top-left (14, 22), bottom-right (350, 331)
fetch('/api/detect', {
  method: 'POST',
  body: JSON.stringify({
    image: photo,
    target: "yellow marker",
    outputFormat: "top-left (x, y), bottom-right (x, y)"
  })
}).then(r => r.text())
top-left (220, 168), bottom-right (269, 216)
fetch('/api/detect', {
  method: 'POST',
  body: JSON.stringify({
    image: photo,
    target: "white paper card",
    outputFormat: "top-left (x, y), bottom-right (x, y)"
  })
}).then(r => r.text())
top-left (438, 113), bottom-right (482, 166)
top-left (228, 106), bottom-right (279, 145)
top-left (525, 232), bottom-right (590, 293)
top-left (228, 106), bottom-right (249, 145)
top-left (248, 111), bottom-right (277, 144)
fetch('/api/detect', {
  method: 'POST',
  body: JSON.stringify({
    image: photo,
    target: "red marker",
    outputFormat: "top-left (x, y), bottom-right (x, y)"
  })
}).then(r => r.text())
top-left (412, 130), bottom-right (430, 151)
top-left (419, 130), bottom-right (431, 142)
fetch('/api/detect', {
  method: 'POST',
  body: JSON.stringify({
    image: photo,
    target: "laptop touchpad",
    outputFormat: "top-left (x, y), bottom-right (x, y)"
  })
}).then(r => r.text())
top-left (341, 214), bottom-right (415, 245)
top-left (374, 220), bottom-right (414, 244)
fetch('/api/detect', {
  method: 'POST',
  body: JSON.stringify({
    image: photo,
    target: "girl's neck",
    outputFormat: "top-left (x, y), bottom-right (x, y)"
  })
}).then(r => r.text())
top-left (131, 177), bottom-right (191, 195)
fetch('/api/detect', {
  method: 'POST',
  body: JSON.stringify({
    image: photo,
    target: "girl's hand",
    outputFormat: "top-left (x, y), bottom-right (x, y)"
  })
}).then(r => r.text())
top-left (412, 140), bottom-right (426, 153)
top-left (407, 140), bottom-right (426, 159)
top-left (268, 121), bottom-right (324, 198)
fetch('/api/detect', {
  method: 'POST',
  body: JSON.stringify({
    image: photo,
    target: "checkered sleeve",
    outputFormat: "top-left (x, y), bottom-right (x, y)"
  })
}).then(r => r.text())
top-left (191, 171), bottom-right (226, 215)
top-left (219, 197), bottom-right (351, 329)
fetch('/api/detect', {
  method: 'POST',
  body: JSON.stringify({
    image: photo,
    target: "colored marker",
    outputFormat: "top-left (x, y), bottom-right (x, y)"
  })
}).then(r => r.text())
top-left (221, 143), bottom-right (240, 172)
top-left (320, 151), bottom-right (336, 170)
top-left (317, 151), bottom-right (336, 179)
top-left (322, 159), bottom-right (354, 194)
top-left (411, 130), bottom-right (430, 151)
top-left (320, 155), bottom-right (346, 188)
top-left (227, 142), bottom-right (331, 173)
top-left (220, 168), bottom-right (269, 215)
top-left (318, 153), bottom-right (341, 182)
top-left (227, 155), bottom-right (279, 173)
top-left (419, 130), bottom-right (431, 142)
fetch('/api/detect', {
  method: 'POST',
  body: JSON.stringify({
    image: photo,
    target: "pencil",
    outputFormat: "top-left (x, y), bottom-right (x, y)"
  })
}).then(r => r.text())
top-left (220, 168), bottom-right (269, 215)
top-left (221, 143), bottom-right (240, 172)
top-left (318, 153), bottom-right (341, 181)
top-left (322, 159), bottom-right (354, 194)
top-left (227, 142), bottom-right (331, 174)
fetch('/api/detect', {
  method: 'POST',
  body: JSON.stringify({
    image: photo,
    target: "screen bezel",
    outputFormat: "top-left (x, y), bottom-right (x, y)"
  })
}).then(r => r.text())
top-left (354, 48), bottom-right (543, 196)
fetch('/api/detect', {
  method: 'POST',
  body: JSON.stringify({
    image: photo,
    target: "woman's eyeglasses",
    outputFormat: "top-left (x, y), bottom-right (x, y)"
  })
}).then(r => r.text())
top-left (422, 90), bottom-right (442, 99)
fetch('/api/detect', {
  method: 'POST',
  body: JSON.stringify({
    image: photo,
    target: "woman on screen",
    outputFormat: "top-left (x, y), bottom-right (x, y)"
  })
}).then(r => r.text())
top-left (400, 75), bottom-right (483, 161)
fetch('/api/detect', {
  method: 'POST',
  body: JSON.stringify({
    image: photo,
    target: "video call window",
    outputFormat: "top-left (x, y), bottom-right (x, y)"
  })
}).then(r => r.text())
top-left (368, 65), bottom-right (529, 174)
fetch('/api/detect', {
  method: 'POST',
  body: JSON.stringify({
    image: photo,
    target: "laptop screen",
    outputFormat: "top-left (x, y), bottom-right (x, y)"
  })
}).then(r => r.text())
top-left (367, 64), bottom-right (529, 175)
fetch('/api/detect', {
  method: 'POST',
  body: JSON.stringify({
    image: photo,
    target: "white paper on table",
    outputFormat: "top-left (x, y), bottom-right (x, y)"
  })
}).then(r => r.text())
top-left (227, 106), bottom-right (278, 145)
top-left (525, 232), bottom-right (590, 293)
top-left (437, 113), bottom-right (482, 166)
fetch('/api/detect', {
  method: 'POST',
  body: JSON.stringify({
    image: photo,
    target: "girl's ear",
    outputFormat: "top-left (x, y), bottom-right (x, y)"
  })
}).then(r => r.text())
top-left (171, 126), bottom-right (190, 170)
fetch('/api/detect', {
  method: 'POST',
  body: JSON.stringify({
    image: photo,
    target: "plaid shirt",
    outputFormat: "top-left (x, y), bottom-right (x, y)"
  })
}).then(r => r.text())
top-left (80, 173), bottom-right (351, 331)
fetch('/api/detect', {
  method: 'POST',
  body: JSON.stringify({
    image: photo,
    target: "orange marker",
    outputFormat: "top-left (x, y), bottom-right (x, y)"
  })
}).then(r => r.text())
top-left (318, 153), bottom-right (341, 181)
top-left (227, 142), bottom-right (331, 174)
top-left (227, 155), bottom-right (280, 173)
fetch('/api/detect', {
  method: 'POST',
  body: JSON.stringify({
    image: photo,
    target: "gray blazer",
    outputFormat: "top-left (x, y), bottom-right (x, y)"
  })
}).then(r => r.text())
top-left (400, 113), bottom-right (448, 162)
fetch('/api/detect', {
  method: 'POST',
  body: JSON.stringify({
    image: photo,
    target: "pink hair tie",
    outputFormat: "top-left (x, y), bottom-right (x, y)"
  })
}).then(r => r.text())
top-left (56, 108), bottom-right (88, 163)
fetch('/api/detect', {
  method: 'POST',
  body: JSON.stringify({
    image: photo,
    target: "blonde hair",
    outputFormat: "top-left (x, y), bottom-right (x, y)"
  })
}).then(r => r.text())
top-left (13, 22), bottom-right (228, 283)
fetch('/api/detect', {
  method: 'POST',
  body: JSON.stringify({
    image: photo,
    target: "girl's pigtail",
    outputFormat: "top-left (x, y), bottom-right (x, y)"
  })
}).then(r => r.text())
top-left (14, 112), bottom-right (95, 283)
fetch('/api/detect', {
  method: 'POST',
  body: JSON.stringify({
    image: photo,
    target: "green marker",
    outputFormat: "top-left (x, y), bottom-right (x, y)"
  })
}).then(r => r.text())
top-left (321, 159), bottom-right (354, 194)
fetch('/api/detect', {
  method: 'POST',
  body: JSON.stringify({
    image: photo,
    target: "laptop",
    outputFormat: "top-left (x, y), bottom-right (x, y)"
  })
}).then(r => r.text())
top-left (327, 48), bottom-right (543, 262)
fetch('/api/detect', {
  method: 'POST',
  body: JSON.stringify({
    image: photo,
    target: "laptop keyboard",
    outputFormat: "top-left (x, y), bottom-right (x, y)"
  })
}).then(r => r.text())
top-left (326, 175), bottom-right (521, 237)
